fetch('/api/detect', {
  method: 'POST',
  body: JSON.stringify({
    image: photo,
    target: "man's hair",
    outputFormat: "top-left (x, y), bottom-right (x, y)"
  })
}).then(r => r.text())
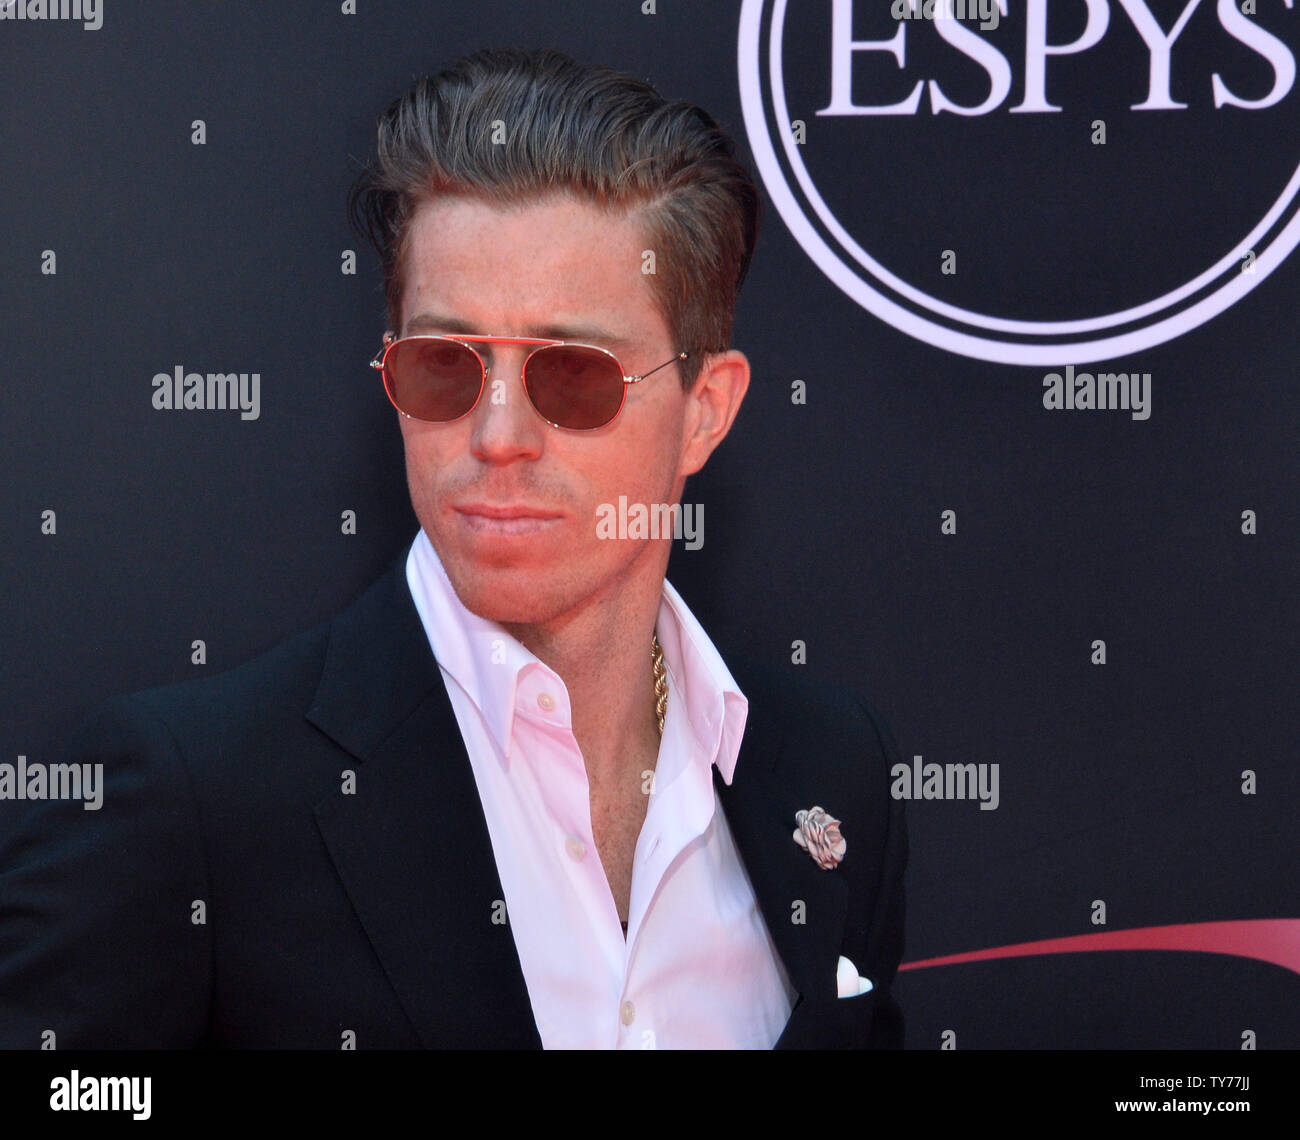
top-left (347, 47), bottom-right (761, 389)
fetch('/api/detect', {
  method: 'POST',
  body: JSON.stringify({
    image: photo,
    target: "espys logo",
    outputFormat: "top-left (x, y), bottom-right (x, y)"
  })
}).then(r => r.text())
top-left (738, 0), bottom-right (1300, 363)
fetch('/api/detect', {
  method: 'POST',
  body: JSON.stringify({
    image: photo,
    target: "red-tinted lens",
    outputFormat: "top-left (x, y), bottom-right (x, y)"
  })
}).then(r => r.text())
top-left (383, 338), bottom-right (483, 422)
top-left (524, 345), bottom-right (625, 429)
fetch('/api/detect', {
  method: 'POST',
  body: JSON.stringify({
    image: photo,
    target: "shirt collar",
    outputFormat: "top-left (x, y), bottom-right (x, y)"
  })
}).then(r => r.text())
top-left (404, 529), bottom-right (748, 782)
top-left (654, 578), bottom-right (748, 785)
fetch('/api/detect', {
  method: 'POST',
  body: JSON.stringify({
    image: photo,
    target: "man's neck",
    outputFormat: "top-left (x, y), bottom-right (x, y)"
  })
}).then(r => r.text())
top-left (501, 558), bottom-right (666, 792)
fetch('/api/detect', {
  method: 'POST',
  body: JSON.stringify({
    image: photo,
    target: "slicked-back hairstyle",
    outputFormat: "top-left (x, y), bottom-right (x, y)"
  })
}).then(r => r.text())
top-left (347, 47), bottom-right (761, 389)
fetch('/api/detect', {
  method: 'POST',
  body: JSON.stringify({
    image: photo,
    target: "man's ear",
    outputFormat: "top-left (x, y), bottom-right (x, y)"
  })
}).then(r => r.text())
top-left (679, 349), bottom-right (750, 478)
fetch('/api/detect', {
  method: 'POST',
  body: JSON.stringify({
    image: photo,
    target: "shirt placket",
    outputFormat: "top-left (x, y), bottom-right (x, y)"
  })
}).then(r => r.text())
top-left (513, 664), bottom-right (630, 1031)
top-left (617, 687), bottom-right (719, 1049)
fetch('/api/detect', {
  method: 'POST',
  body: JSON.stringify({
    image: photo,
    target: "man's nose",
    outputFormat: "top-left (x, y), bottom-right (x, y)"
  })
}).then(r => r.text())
top-left (469, 352), bottom-right (545, 463)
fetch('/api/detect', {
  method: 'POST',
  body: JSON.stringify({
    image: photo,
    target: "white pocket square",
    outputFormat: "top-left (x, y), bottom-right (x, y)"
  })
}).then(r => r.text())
top-left (836, 955), bottom-right (874, 998)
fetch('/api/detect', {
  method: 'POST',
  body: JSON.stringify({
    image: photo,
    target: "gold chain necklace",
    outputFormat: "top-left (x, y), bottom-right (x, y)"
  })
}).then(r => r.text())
top-left (620, 633), bottom-right (666, 938)
top-left (652, 632), bottom-right (667, 737)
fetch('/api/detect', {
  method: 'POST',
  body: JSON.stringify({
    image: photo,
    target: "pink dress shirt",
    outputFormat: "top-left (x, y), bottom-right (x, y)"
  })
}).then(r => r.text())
top-left (405, 529), bottom-right (797, 1048)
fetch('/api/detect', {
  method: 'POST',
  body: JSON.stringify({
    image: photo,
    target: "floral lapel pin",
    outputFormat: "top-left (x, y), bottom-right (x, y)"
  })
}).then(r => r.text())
top-left (792, 806), bottom-right (845, 870)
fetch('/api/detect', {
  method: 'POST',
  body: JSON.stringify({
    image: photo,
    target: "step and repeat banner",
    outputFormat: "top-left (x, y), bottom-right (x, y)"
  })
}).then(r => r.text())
top-left (2, 0), bottom-right (1297, 1052)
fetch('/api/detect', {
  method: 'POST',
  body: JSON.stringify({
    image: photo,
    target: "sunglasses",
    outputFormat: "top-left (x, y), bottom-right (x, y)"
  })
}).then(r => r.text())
top-left (370, 332), bottom-right (691, 431)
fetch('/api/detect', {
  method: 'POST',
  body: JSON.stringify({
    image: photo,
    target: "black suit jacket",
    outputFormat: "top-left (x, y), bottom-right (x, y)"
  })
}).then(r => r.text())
top-left (0, 550), bottom-right (907, 1049)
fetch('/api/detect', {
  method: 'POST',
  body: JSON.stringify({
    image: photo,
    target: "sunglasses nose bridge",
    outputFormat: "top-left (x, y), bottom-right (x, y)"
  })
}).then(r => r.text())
top-left (475, 343), bottom-right (542, 400)
top-left (465, 346), bottom-right (553, 444)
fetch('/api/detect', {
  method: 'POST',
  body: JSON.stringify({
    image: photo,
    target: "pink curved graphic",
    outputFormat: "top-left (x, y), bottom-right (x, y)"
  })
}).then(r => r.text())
top-left (899, 920), bottom-right (1300, 977)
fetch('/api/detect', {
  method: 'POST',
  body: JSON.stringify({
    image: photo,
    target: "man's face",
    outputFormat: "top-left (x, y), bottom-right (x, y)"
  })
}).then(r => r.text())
top-left (394, 192), bottom-right (706, 628)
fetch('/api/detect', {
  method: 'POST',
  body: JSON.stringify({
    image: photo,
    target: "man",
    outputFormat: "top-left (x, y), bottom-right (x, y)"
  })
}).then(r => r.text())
top-left (0, 47), bottom-right (906, 1049)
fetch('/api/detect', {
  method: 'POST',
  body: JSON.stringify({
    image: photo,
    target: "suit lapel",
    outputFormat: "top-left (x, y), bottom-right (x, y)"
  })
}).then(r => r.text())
top-left (307, 552), bottom-right (541, 1048)
top-left (713, 670), bottom-right (850, 1049)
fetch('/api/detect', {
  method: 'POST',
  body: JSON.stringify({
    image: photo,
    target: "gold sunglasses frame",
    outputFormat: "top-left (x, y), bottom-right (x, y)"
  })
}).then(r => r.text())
top-left (369, 332), bottom-right (690, 430)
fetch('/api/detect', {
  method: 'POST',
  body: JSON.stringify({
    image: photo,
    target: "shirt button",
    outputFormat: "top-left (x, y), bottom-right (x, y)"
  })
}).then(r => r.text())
top-left (564, 836), bottom-right (585, 861)
top-left (620, 1000), bottom-right (636, 1026)
top-left (537, 692), bottom-right (556, 712)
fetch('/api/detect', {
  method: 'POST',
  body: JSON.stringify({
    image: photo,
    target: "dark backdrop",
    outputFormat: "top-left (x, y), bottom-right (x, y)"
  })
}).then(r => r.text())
top-left (2, 0), bottom-right (1296, 1049)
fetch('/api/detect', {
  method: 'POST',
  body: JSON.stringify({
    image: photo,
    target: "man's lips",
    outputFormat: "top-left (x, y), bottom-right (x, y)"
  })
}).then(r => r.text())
top-left (452, 502), bottom-right (565, 536)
